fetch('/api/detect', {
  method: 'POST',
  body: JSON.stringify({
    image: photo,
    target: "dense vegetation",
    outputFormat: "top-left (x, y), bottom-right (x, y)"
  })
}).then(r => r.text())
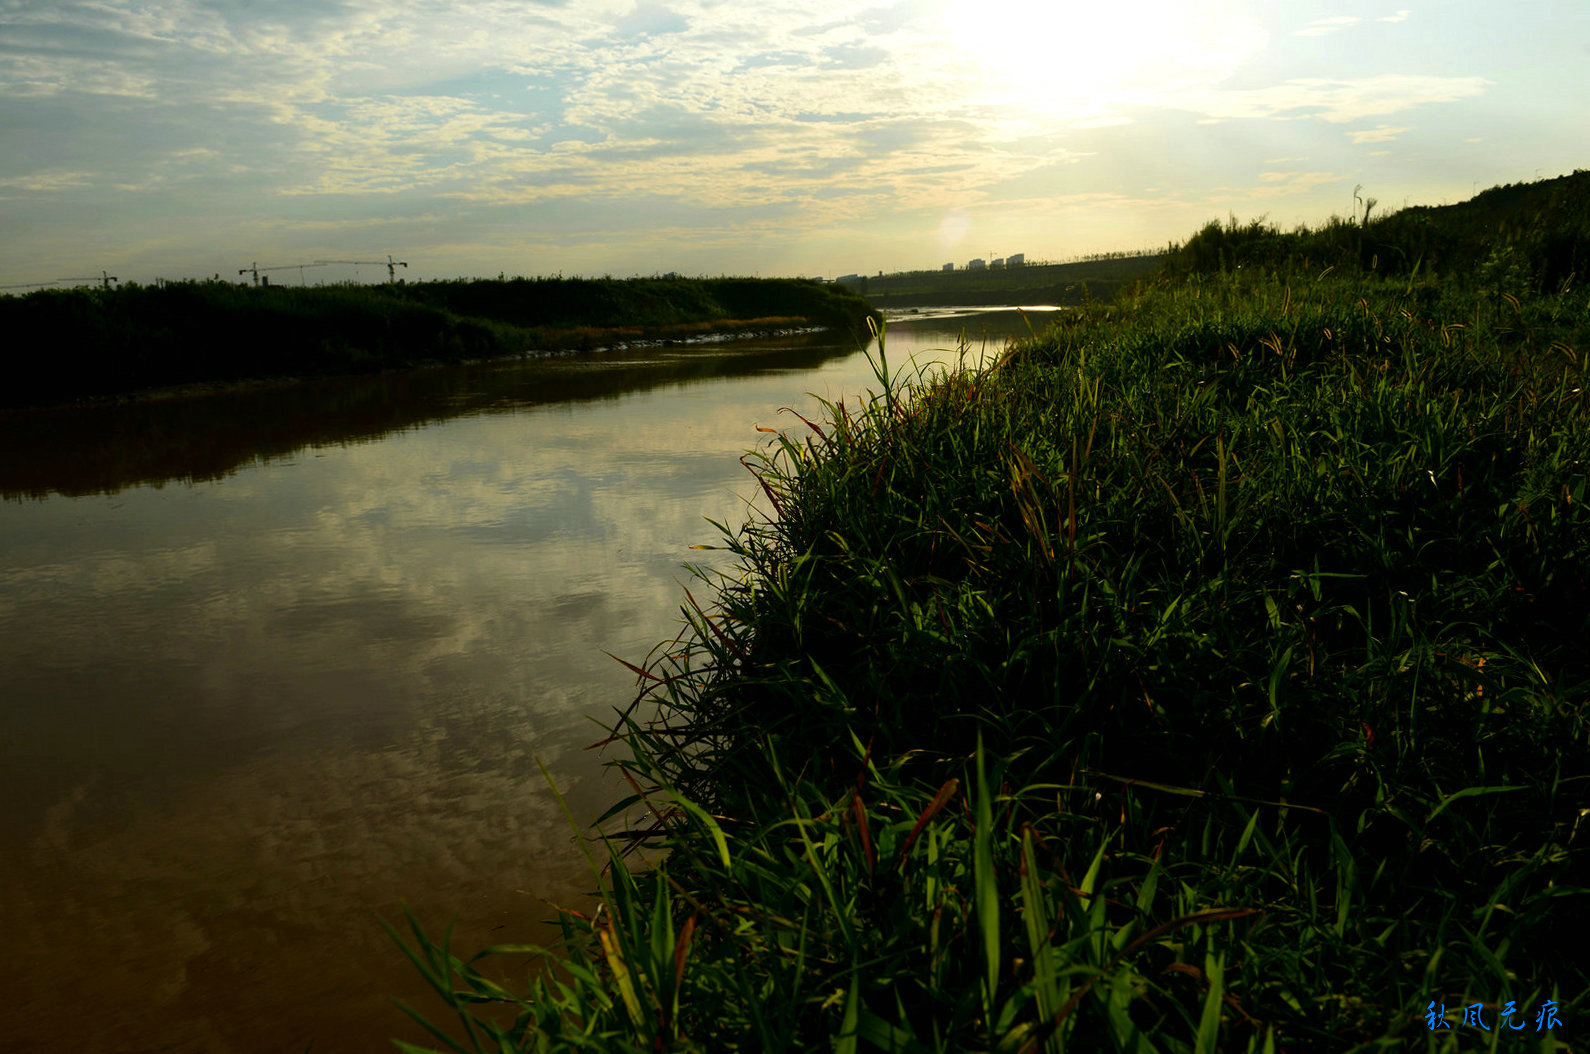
top-left (837, 254), bottom-right (1164, 308)
top-left (388, 176), bottom-right (1589, 1051)
top-left (1164, 170), bottom-right (1590, 295)
top-left (0, 276), bottom-right (875, 410)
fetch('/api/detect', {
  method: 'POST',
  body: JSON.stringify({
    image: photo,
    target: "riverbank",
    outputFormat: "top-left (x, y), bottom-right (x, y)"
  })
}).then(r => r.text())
top-left (0, 275), bottom-right (877, 411)
top-left (0, 327), bottom-right (872, 501)
top-left (838, 253), bottom-right (1163, 308)
top-left (396, 269), bottom-right (1589, 1050)
top-left (1, 316), bottom-right (830, 415)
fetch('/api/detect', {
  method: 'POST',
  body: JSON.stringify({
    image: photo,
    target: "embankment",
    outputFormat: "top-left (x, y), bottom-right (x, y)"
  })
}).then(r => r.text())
top-left (0, 275), bottom-right (877, 410)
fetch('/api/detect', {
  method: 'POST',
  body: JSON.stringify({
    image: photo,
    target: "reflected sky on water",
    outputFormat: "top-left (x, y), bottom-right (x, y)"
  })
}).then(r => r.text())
top-left (0, 309), bottom-right (1043, 1052)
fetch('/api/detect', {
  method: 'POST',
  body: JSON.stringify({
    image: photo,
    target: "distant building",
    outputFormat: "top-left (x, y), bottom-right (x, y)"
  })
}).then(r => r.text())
top-left (942, 262), bottom-right (954, 271)
top-left (967, 258), bottom-right (986, 270)
top-left (991, 258), bottom-right (1005, 268)
top-left (1007, 253), bottom-right (1025, 266)
top-left (837, 273), bottom-right (861, 284)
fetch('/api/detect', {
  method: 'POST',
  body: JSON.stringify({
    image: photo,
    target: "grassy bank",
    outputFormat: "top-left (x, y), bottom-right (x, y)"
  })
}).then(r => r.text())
top-left (0, 275), bottom-right (875, 410)
top-left (392, 264), bottom-right (1589, 1050)
top-left (1164, 170), bottom-right (1590, 293)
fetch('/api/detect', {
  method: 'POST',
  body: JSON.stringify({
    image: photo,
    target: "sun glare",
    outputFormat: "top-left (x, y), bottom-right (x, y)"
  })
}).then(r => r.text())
top-left (936, 0), bottom-right (1266, 119)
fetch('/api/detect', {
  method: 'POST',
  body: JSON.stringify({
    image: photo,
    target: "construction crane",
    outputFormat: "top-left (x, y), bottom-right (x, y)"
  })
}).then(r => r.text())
top-left (1, 272), bottom-right (118, 292)
top-left (6, 270), bottom-right (120, 291)
top-left (238, 261), bottom-right (327, 286)
top-left (314, 255), bottom-right (409, 282)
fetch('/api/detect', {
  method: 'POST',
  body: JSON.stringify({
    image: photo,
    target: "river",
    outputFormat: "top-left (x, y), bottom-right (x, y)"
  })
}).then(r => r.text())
top-left (0, 307), bottom-right (1046, 1052)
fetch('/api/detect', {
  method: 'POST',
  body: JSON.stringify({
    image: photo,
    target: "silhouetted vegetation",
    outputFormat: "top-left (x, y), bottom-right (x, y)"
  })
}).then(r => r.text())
top-left (0, 332), bottom-right (858, 501)
top-left (394, 275), bottom-right (872, 331)
top-left (0, 335), bottom-right (864, 505)
top-left (1163, 170), bottom-right (1590, 295)
top-left (0, 276), bottom-right (876, 410)
top-left (839, 254), bottom-right (1165, 307)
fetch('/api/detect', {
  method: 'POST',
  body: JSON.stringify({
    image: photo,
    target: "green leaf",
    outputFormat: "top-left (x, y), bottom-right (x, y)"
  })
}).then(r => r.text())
top-left (973, 735), bottom-right (1002, 1005)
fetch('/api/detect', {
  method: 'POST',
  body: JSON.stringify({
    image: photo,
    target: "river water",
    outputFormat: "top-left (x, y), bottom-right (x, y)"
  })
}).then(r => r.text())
top-left (0, 307), bottom-right (1044, 1052)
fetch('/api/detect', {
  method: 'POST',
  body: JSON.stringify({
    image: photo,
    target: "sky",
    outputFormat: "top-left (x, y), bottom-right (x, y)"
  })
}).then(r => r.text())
top-left (1, 0), bottom-right (1586, 287)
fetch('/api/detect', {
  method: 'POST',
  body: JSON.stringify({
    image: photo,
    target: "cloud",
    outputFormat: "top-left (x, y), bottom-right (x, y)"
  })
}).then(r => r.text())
top-left (1295, 9), bottom-right (1410, 35)
top-left (0, 0), bottom-right (1554, 281)
top-left (1164, 75), bottom-right (1490, 124)
top-left (257, 212), bottom-right (448, 233)
top-left (1295, 16), bottom-right (1363, 37)
top-left (30, 0), bottom-right (1006, 222)
top-left (0, 168), bottom-right (97, 192)
top-left (0, 0), bottom-right (1425, 217)
top-left (1248, 171), bottom-right (1346, 197)
top-left (1348, 124), bottom-right (1410, 144)
top-left (0, 52), bottom-right (162, 98)
top-left (47, 0), bottom-right (1234, 222)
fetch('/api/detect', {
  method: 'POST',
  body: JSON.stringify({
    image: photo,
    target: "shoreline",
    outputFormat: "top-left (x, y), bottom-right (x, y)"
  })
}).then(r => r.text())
top-left (0, 314), bottom-right (852, 416)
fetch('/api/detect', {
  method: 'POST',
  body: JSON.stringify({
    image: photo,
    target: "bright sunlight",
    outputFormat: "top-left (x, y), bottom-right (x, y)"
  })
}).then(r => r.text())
top-left (935, 0), bottom-right (1268, 120)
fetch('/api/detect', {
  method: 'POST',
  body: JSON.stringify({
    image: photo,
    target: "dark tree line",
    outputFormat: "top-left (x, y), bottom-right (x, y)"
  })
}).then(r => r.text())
top-left (0, 276), bottom-right (874, 409)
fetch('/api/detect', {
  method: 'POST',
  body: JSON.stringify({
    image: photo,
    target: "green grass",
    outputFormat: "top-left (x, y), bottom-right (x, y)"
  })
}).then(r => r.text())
top-left (1162, 170), bottom-right (1590, 294)
top-left (391, 268), bottom-right (1589, 1051)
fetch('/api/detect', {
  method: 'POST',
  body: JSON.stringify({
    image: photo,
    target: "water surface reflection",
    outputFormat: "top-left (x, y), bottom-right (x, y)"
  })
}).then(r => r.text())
top-left (0, 310), bottom-right (1039, 1051)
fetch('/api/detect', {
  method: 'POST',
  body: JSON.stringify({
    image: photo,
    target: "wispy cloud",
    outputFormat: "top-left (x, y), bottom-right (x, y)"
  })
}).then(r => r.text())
top-left (1295, 9), bottom-right (1411, 36)
top-left (1348, 125), bottom-right (1410, 144)
top-left (1253, 171), bottom-right (1344, 196)
top-left (1165, 75), bottom-right (1490, 124)
top-left (1295, 16), bottom-right (1363, 37)
top-left (0, 168), bottom-right (98, 193)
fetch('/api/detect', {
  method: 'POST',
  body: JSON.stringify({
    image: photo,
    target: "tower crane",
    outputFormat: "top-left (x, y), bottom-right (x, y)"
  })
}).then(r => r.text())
top-left (238, 261), bottom-right (327, 286)
top-left (314, 255), bottom-right (409, 282)
top-left (31, 271), bottom-right (119, 289)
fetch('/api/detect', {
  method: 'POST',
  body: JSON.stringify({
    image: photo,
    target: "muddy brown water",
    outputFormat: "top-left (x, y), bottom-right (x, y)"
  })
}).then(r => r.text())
top-left (0, 309), bottom-right (1041, 1052)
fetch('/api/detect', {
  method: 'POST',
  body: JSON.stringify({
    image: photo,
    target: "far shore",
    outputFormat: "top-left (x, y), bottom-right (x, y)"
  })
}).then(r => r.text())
top-left (1, 314), bottom-right (841, 416)
top-left (0, 275), bottom-right (878, 412)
